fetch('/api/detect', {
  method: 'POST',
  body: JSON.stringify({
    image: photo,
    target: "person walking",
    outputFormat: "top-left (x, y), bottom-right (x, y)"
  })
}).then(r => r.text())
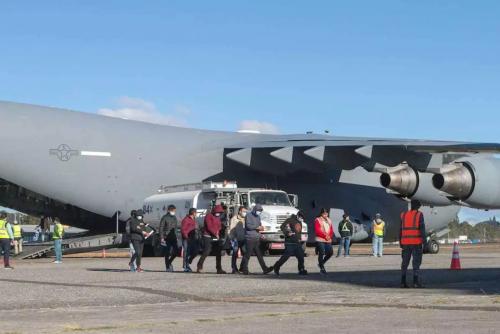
top-left (273, 211), bottom-right (307, 276)
top-left (52, 218), bottom-right (64, 264)
top-left (181, 208), bottom-right (200, 273)
top-left (12, 218), bottom-right (24, 255)
top-left (400, 200), bottom-right (427, 288)
top-left (315, 208), bottom-right (334, 274)
top-left (229, 206), bottom-right (247, 274)
top-left (129, 209), bottom-right (148, 272)
top-left (125, 210), bottom-right (137, 271)
top-left (337, 213), bottom-right (353, 257)
top-left (0, 212), bottom-right (14, 269)
top-left (43, 216), bottom-right (51, 242)
top-left (197, 205), bottom-right (226, 274)
top-left (159, 205), bottom-right (180, 272)
top-left (372, 213), bottom-right (386, 257)
top-left (239, 204), bottom-right (274, 275)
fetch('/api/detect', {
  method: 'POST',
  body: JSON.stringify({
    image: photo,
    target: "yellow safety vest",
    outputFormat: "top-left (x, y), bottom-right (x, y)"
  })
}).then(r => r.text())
top-left (53, 223), bottom-right (64, 240)
top-left (0, 219), bottom-right (10, 239)
top-left (13, 225), bottom-right (22, 239)
top-left (373, 220), bottom-right (385, 237)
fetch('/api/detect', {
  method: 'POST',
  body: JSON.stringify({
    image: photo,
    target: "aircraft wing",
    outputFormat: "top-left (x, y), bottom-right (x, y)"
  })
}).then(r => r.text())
top-left (224, 135), bottom-right (500, 172)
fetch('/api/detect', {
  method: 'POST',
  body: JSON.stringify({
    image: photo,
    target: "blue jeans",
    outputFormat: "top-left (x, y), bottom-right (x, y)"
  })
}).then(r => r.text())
top-left (182, 238), bottom-right (200, 269)
top-left (317, 242), bottom-right (333, 266)
top-left (231, 239), bottom-right (246, 272)
top-left (54, 239), bottom-right (62, 262)
top-left (337, 237), bottom-right (351, 256)
top-left (372, 235), bottom-right (384, 256)
top-left (129, 242), bottom-right (136, 270)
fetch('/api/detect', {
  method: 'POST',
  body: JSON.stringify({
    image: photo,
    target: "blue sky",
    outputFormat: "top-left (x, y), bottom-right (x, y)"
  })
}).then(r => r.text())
top-left (1, 1), bottom-right (499, 222)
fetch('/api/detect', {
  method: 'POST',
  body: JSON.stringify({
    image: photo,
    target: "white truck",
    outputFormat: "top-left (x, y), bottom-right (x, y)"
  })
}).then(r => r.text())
top-left (142, 181), bottom-right (307, 254)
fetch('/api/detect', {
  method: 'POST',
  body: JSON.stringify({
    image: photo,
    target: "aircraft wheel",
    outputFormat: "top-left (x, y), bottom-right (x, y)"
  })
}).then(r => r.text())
top-left (427, 240), bottom-right (440, 254)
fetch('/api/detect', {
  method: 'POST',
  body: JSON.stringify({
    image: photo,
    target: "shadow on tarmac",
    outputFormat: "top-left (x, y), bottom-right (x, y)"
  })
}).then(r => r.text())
top-left (244, 267), bottom-right (500, 294)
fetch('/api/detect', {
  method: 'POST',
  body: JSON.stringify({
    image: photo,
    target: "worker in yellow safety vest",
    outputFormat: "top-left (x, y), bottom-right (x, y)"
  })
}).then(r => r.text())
top-left (12, 220), bottom-right (23, 255)
top-left (0, 212), bottom-right (15, 269)
top-left (52, 218), bottom-right (65, 264)
top-left (372, 213), bottom-right (386, 257)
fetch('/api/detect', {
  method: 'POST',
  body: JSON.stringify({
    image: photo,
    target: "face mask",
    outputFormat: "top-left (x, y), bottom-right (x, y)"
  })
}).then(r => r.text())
top-left (137, 216), bottom-right (143, 220)
top-left (169, 211), bottom-right (176, 216)
top-left (241, 212), bottom-right (247, 218)
top-left (256, 211), bottom-right (262, 216)
top-left (215, 213), bottom-right (221, 217)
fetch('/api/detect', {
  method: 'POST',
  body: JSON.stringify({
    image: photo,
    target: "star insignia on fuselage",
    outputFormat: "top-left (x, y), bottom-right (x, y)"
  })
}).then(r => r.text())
top-left (49, 144), bottom-right (79, 162)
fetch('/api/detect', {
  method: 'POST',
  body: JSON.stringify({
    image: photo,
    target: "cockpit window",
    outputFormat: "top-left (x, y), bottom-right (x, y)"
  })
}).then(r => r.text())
top-left (249, 191), bottom-right (291, 206)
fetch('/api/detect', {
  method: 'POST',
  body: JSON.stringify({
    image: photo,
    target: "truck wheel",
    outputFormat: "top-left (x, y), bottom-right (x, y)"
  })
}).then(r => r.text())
top-left (427, 240), bottom-right (439, 254)
top-left (260, 242), bottom-right (270, 256)
top-left (152, 235), bottom-right (163, 257)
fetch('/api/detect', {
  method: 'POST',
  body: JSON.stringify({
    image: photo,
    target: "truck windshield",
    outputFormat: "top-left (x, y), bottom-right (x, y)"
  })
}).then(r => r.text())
top-left (249, 191), bottom-right (291, 206)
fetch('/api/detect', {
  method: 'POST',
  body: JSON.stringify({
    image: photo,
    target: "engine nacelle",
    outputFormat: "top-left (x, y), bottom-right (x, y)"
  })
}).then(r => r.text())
top-left (380, 164), bottom-right (452, 206)
top-left (432, 157), bottom-right (500, 209)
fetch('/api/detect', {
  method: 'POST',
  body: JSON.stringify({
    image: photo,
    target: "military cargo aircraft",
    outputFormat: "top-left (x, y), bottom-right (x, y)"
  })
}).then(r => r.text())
top-left (1, 101), bottom-right (499, 253)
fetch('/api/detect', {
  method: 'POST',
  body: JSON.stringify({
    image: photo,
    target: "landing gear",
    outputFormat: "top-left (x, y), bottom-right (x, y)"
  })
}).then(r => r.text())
top-left (425, 239), bottom-right (440, 254)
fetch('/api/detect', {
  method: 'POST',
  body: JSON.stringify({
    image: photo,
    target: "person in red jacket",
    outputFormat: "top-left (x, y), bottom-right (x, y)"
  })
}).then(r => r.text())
top-left (315, 208), bottom-right (334, 274)
top-left (196, 205), bottom-right (226, 274)
top-left (181, 208), bottom-right (199, 273)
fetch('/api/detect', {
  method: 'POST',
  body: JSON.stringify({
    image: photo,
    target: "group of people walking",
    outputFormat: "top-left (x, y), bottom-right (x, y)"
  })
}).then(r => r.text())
top-left (125, 202), bottom-right (397, 277)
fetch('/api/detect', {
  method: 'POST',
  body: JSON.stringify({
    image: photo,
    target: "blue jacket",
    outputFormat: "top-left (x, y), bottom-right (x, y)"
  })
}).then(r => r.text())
top-left (245, 204), bottom-right (263, 240)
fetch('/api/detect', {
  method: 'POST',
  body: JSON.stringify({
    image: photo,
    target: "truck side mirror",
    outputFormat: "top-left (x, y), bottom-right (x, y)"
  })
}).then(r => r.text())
top-left (288, 194), bottom-right (299, 208)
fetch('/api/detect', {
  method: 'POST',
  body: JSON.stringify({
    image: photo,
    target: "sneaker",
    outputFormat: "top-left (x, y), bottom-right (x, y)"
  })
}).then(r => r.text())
top-left (136, 267), bottom-right (144, 273)
top-left (377, 255), bottom-right (382, 258)
top-left (263, 266), bottom-right (274, 275)
top-left (184, 266), bottom-right (193, 273)
top-left (4, 266), bottom-right (14, 270)
top-left (54, 261), bottom-right (62, 264)
top-left (318, 264), bottom-right (327, 275)
top-left (241, 270), bottom-right (249, 275)
top-left (231, 269), bottom-right (240, 274)
top-left (274, 266), bottom-right (280, 276)
top-left (298, 270), bottom-right (308, 276)
top-left (217, 269), bottom-right (227, 275)
top-left (196, 268), bottom-right (204, 274)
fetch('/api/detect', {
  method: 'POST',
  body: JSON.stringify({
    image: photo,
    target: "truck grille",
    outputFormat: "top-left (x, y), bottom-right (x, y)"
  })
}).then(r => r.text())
top-left (276, 215), bottom-right (290, 225)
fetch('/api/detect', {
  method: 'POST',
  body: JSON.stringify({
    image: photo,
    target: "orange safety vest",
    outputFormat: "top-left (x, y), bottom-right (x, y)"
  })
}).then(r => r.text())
top-left (400, 210), bottom-right (423, 246)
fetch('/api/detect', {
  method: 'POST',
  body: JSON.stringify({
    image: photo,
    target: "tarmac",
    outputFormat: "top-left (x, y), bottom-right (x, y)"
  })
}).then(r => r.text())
top-left (1, 243), bottom-right (500, 334)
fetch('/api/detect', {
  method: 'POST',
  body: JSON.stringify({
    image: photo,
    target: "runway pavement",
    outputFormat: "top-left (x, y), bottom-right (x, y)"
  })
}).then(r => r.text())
top-left (1, 244), bottom-right (500, 334)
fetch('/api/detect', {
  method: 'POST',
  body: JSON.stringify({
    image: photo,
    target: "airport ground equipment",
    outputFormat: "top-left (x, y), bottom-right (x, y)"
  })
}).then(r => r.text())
top-left (19, 233), bottom-right (121, 259)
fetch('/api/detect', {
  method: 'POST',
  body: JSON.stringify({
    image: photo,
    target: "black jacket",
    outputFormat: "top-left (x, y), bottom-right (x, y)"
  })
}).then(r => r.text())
top-left (280, 215), bottom-right (302, 244)
top-left (338, 219), bottom-right (354, 238)
top-left (129, 217), bottom-right (145, 241)
top-left (159, 214), bottom-right (179, 242)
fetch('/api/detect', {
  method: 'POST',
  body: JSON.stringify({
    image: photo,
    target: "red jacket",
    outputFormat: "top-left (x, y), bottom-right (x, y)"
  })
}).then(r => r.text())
top-left (314, 217), bottom-right (333, 242)
top-left (181, 216), bottom-right (197, 240)
top-left (203, 205), bottom-right (224, 238)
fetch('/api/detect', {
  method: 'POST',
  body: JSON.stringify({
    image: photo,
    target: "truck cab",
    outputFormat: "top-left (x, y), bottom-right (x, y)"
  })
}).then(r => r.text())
top-left (142, 181), bottom-right (307, 253)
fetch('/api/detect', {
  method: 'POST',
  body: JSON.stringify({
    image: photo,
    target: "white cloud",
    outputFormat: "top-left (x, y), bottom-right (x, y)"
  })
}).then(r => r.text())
top-left (97, 97), bottom-right (190, 126)
top-left (238, 120), bottom-right (280, 134)
top-left (458, 207), bottom-right (500, 224)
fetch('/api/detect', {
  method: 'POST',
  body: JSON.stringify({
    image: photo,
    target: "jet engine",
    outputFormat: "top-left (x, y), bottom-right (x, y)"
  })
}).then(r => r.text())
top-left (432, 157), bottom-right (500, 209)
top-left (380, 164), bottom-right (452, 206)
